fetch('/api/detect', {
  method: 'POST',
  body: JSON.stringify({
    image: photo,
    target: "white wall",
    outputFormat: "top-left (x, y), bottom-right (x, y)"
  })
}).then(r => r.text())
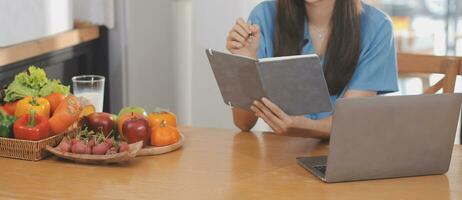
top-left (114, 0), bottom-right (194, 125)
top-left (0, 0), bottom-right (72, 47)
top-left (123, 0), bottom-right (175, 113)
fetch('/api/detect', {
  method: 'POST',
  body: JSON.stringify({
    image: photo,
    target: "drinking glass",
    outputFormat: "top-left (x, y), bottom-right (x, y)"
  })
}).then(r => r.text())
top-left (72, 75), bottom-right (105, 112)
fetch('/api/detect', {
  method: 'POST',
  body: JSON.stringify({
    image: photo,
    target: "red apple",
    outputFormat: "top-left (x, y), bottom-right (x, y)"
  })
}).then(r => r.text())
top-left (118, 112), bottom-right (144, 138)
top-left (122, 115), bottom-right (150, 146)
top-left (86, 112), bottom-right (114, 136)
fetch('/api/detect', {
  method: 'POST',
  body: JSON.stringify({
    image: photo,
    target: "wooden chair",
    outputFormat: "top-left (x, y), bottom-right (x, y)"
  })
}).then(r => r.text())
top-left (397, 53), bottom-right (460, 94)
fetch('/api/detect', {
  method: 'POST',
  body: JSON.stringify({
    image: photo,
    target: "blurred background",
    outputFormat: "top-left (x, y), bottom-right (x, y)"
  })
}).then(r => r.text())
top-left (0, 0), bottom-right (460, 143)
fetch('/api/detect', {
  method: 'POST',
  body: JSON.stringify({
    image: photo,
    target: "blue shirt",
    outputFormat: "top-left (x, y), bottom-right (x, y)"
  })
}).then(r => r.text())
top-left (248, 1), bottom-right (399, 120)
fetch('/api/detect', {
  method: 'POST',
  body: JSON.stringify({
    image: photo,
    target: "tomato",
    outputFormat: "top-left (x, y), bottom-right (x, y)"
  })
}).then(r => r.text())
top-left (150, 120), bottom-right (180, 146)
top-left (3, 101), bottom-right (18, 115)
top-left (147, 111), bottom-right (177, 128)
top-left (46, 93), bottom-right (66, 114)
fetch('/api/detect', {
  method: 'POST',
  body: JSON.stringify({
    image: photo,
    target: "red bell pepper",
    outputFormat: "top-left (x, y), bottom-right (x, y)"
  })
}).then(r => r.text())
top-left (13, 110), bottom-right (50, 141)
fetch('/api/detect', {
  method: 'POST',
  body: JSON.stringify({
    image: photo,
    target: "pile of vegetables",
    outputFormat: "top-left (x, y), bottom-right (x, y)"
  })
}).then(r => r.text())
top-left (0, 66), bottom-right (84, 141)
top-left (0, 65), bottom-right (181, 158)
top-left (54, 106), bottom-right (180, 156)
top-left (57, 128), bottom-right (129, 155)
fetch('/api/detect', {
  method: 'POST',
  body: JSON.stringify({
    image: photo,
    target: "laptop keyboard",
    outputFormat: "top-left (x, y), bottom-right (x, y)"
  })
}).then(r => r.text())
top-left (314, 165), bottom-right (327, 174)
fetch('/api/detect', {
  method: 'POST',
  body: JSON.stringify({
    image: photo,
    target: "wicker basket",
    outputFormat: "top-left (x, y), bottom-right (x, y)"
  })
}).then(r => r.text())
top-left (0, 128), bottom-right (78, 161)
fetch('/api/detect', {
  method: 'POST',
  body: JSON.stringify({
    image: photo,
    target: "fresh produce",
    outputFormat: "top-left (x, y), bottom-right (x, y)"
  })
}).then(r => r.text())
top-left (150, 120), bottom-right (180, 146)
top-left (71, 139), bottom-right (88, 154)
top-left (0, 106), bottom-right (6, 115)
top-left (111, 114), bottom-right (118, 127)
top-left (84, 112), bottom-right (114, 136)
top-left (0, 109), bottom-right (16, 138)
top-left (2, 101), bottom-right (17, 115)
top-left (92, 141), bottom-right (110, 155)
top-left (15, 96), bottom-right (50, 119)
top-left (119, 142), bottom-right (129, 152)
top-left (79, 104), bottom-right (96, 118)
top-left (58, 137), bottom-right (71, 152)
top-left (13, 110), bottom-right (50, 141)
top-left (49, 95), bottom-right (81, 135)
top-left (118, 106), bottom-right (147, 117)
top-left (38, 80), bottom-right (70, 97)
top-left (117, 112), bottom-right (144, 136)
top-left (122, 115), bottom-right (150, 146)
top-left (46, 93), bottom-right (66, 114)
top-left (3, 66), bottom-right (69, 102)
top-left (147, 110), bottom-right (177, 128)
top-left (57, 128), bottom-right (130, 155)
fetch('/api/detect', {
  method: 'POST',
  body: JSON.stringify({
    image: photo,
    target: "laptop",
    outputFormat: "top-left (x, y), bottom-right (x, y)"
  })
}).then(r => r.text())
top-left (297, 93), bottom-right (462, 183)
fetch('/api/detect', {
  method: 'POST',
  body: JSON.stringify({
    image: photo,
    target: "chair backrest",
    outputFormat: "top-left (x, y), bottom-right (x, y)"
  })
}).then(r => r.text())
top-left (397, 53), bottom-right (460, 94)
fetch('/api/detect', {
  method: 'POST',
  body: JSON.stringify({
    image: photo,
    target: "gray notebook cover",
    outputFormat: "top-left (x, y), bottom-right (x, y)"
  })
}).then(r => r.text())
top-left (206, 49), bottom-right (332, 115)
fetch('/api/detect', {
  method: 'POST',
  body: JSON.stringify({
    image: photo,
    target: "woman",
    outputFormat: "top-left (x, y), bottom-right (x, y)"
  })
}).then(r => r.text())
top-left (226, 0), bottom-right (398, 138)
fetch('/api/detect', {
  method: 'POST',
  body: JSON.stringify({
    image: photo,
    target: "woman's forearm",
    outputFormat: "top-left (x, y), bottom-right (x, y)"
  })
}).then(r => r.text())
top-left (286, 116), bottom-right (332, 139)
top-left (232, 107), bottom-right (258, 131)
top-left (285, 90), bottom-right (376, 139)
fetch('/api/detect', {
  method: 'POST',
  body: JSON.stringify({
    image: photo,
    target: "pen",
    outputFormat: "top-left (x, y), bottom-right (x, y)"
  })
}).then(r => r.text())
top-left (248, 19), bottom-right (254, 37)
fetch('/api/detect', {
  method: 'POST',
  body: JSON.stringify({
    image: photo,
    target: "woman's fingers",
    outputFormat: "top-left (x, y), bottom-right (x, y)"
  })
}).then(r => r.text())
top-left (261, 98), bottom-right (289, 121)
top-left (251, 106), bottom-right (283, 134)
top-left (261, 98), bottom-right (294, 128)
top-left (233, 24), bottom-right (251, 39)
top-left (226, 17), bottom-right (260, 54)
top-left (229, 31), bottom-right (246, 43)
top-left (253, 100), bottom-right (284, 126)
top-left (226, 41), bottom-right (243, 49)
top-left (236, 17), bottom-right (252, 34)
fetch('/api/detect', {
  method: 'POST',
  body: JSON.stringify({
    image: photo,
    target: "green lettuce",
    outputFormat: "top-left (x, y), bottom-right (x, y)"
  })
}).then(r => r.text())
top-left (38, 79), bottom-right (70, 97)
top-left (3, 66), bottom-right (70, 102)
top-left (3, 83), bottom-right (38, 101)
top-left (14, 66), bottom-right (48, 90)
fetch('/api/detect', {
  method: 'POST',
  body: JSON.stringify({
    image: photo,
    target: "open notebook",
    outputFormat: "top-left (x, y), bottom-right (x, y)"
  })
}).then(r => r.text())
top-left (205, 49), bottom-right (332, 115)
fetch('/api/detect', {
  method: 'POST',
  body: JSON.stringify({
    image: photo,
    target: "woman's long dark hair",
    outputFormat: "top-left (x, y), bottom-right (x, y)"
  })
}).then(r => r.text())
top-left (275, 0), bottom-right (362, 95)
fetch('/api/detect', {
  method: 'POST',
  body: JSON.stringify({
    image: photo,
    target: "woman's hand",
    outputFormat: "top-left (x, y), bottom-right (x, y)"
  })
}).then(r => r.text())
top-left (226, 17), bottom-right (260, 58)
top-left (251, 97), bottom-right (297, 134)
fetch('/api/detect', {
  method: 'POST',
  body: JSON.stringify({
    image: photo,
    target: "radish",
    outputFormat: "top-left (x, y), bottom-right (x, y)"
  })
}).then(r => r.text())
top-left (106, 147), bottom-right (118, 155)
top-left (105, 138), bottom-right (114, 147)
top-left (119, 142), bottom-right (129, 152)
top-left (92, 142), bottom-right (110, 155)
top-left (58, 139), bottom-right (71, 152)
top-left (84, 144), bottom-right (92, 154)
top-left (71, 138), bottom-right (79, 146)
top-left (88, 138), bottom-right (96, 147)
top-left (71, 140), bottom-right (87, 154)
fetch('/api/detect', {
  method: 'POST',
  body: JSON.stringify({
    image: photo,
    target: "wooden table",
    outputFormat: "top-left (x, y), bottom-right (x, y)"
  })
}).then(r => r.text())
top-left (0, 127), bottom-right (461, 199)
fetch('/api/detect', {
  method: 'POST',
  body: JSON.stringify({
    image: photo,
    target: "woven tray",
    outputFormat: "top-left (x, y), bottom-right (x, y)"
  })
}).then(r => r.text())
top-left (137, 133), bottom-right (185, 156)
top-left (47, 141), bottom-right (143, 164)
top-left (0, 128), bottom-right (78, 161)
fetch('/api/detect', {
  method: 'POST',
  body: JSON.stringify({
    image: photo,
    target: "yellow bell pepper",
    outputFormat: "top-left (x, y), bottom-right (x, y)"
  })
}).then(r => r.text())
top-left (15, 96), bottom-right (50, 119)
